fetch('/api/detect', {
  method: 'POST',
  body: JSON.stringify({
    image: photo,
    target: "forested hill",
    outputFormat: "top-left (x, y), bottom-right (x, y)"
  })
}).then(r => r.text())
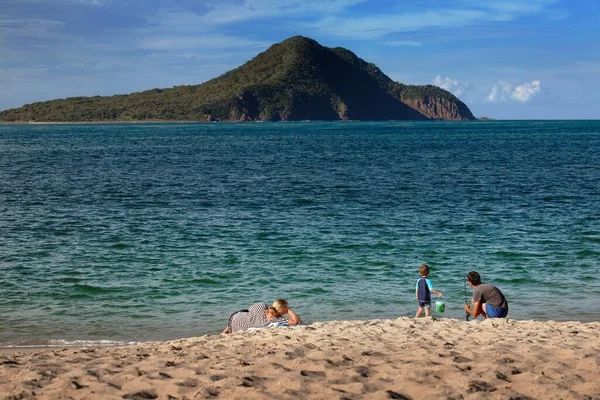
top-left (0, 36), bottom-right (475, 122)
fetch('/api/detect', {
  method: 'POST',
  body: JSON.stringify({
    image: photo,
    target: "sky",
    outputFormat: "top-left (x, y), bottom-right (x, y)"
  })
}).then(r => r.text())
top-left (1, 0), bottom-right (599, 119)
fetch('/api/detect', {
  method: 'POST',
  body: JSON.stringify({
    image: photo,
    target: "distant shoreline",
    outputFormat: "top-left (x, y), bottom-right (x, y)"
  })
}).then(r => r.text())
top-left (0, 120), bottom-right (210, 125)
top-left (1, 119), bottom-right (489, 125)
top-left (4, 119), bottom-right (600, 125)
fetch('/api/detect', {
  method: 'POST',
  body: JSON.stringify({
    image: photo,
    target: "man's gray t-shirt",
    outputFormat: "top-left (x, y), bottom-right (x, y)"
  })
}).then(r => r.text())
top-left (473, 283), bottom-right (508, 309)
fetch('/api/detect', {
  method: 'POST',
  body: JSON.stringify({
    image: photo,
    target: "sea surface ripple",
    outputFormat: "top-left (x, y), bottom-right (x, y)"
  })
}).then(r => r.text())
top-left (0, 121), bottom-right (599, 346)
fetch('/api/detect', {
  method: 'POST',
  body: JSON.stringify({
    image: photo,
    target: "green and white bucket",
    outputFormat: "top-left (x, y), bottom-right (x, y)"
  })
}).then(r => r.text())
top-left (435, 299), bottom-right (446, 313)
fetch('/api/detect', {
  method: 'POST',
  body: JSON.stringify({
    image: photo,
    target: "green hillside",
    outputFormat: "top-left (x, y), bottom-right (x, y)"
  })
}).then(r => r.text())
top-left (0, 36), bottom-right (475, 122)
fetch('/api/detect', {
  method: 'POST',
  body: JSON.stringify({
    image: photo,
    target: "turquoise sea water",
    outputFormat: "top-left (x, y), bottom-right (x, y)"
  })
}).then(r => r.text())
top-left (1, 121), bottom-right (599, 346)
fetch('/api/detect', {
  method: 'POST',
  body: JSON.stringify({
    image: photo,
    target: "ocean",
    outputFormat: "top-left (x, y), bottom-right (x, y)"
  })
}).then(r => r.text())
top-left (1, 121), bottom-right (599, 347)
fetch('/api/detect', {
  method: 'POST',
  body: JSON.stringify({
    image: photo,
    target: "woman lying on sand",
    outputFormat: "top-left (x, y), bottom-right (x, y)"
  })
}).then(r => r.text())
top-left (222, 298), bottom-right (301, 335)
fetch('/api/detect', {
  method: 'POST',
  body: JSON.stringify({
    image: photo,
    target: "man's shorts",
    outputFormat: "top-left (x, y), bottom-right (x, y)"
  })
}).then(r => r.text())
top-left (486, 304), bottom-right (508, 318)
top-left (418, 301), bottom-right (431, 308)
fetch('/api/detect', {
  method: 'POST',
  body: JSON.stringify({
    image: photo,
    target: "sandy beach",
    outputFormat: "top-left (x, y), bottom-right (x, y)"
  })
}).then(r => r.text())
top-left (1, 318), bottom-right (599, 399)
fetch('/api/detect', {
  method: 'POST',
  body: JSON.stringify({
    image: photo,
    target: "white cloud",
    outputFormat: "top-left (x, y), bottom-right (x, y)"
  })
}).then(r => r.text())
top-left (170, 0), bottom-right (367, 25)
top-left (486, 85), bottom-right (499, 102)
top-left (511, 80), bottom-right (541, 102)
top-left (146, 0), bottom-right (557, 39)
top-left (461, 0), bottom-right (559, 14)
top-left (434, 75), bottom-right (458, 93)
top-left (432, 75), bottom-right (474, 97)
top-left (138, 35), bottom-right (269, 52)
top-left (308, 9), bottom-right (488, 39)
top-left (0, 17), bottom-right (64, 38)
top-left (301, 0), bottom-right (558, 40)
top-left (384, 40), bottom-right (422, 47)
top-left (485, 80), bottom-right (541, 103)
top-left (485, 81), bottom-right (511, 102)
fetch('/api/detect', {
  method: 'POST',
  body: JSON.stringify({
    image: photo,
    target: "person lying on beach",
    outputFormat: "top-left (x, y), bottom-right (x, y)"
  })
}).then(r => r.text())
top-left (221, 298), bottom-right (301, 335)
top-left (265, 306), bottom-right (279, 321)
top-left (464, 271), bottom-right (509, 319)
top-left (415, 264), bottom-right (444, 318)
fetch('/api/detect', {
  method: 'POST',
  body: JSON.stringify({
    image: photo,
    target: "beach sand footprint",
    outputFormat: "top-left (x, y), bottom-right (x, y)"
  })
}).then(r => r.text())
top-left (300, 370), bottom-right (326, 378)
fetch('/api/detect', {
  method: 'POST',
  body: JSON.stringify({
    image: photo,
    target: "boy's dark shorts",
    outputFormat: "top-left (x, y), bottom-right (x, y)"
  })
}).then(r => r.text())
top-left (419, 301), bottom-right (431, 308)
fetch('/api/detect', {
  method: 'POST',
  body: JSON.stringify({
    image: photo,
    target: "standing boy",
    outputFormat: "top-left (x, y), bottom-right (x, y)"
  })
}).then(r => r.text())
top-left (464, 271), bottom-right (509, 319)
top-left (415, 264), bottom-right (443, 318)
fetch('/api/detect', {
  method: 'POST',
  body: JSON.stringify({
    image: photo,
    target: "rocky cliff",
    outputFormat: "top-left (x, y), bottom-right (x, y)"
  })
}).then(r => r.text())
top-left (395, 84), bottom-right (475, 121)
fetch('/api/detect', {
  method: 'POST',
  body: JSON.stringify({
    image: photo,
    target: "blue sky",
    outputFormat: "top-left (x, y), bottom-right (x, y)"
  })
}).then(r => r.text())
top-left (1, 0), bottom-right (599, 119)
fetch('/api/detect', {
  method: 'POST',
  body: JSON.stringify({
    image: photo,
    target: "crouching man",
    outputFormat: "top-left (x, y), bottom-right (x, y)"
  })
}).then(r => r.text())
top-left (464, 271), bottom-right (508, 319)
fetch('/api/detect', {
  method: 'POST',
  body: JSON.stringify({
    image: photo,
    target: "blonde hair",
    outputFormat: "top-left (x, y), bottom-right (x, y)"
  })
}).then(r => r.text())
top-left (272, 299), bottom-right (288, 312)
top-left (265, 306), bottom-right (278, 318)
